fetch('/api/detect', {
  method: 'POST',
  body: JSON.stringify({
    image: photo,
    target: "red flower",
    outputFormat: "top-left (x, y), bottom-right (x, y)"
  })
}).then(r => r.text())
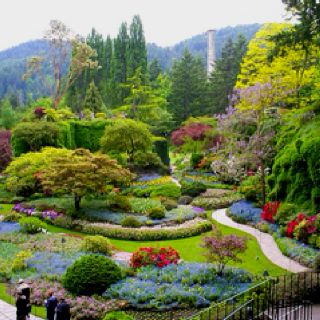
top-left (261, 201), bottom-right (280, 223)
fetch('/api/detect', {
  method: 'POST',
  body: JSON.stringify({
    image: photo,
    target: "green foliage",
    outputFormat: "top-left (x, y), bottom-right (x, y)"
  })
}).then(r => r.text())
top-left (129, 198), bottom-right (163, 214)
top-left (103, 311), bottom-right (135, 320)
top-left (133, 151), bottom-right (163, 169)
top-left (82, 220), bottom-right (212, 241)
top-left (190, 153), bottom-right (204, 168)
top-left (239, 175), bottom-right (262, 202)
top-left (5, 147), bottom-right (71, 196)
top-left (177, 195), bottom-right (193, 205)
top-left (12, 122), bottom-right (61, 156)
top-left (121, 216), bottom-right (142, 228)
top-left (73, 119), bottom-right (112, 152)
top-left (107, 192), bottom-right (132, 212)
top-left (62, 254), bottom-right (122, 295)
top-left (168, 49), bottom-right (209, 123)
top-left (269, 116), bottom-right (320, 211)
top-left (2, 212), bottom-right (22, 222)
top-left (314, 255), bottom-right (320, 272)
top-left (11, 250), bottom-right (32, 271)
top-left (0, 99), bottom-right (17, 129)
top-left (42, 149), bottom-right (133, 210)
top-left (19, 216), bottom-right (47, 234)
top-left (153, 138), bottom-right (170, 166)
top-left (133, 183), bottom-right (181, 199)
top-left (82, 235), bottom-right (112, 256)
top-left (83, 81), bottom-right (106, 113)
top-left (161, 198), bottom-right (178, 210)
top-left (100, 118), bottom-right (153, 161)
top-left (274, 203), bottom-right (298, 224)
top-left (181, 181), bottom-right (207, 197)
top-left (147, 207), bottom-right (165, 220)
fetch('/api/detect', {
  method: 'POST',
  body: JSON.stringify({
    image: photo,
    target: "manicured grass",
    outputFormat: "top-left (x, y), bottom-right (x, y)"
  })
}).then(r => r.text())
top-left (46, 220), bottom-right (286, 276)
top-left (0, 283), bottom-right (46, 319)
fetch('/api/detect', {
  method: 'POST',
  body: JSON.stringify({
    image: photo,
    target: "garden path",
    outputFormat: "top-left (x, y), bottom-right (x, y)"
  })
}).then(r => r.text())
top-left (212, 208), bottom-right (309, 273)
top-left (112, 251), bottom-right (132, 263)
top-left (0, 299), bottom-right (42, 320)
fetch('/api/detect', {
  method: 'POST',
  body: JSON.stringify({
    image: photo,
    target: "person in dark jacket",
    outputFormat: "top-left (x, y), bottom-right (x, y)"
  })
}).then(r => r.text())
top-left (45, 290), bottom-right (58, 320)
top-left (55, 298), bottom-right (71, 320)
top-left (16, 290), bottom-right (28, 320)
top-left (17, 279), bottom-right (31, 318)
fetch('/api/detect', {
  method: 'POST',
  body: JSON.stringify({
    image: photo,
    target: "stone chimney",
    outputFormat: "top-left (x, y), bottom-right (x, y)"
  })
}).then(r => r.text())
top-left (207, 29), bottom-right (216, 76)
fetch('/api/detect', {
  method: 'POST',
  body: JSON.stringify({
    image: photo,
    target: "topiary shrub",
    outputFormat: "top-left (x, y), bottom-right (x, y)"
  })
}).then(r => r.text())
top-left (133, 151), bottom-right (163, 169)
top-left (181, 181), bottom-right (206, 197)
top-left (103, 311), bottom-right (135, 320)
top-left (191, 153), bottom-right (204, 168)
top-left (121, 216), bottom-right (142, 228)
top-left (153, 138), bottom-right (170, 166)
top-left (82, 235), bottom-right (112, 256)
top-left (19, 217), bottom-right (46, 234)
top-left (147, 207), bottom-right (165, 220)
top-left (62, 254), bottom-right (122, 295)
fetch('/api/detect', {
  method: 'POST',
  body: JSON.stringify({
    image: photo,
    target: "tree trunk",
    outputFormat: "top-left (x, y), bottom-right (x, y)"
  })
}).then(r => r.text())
top-left (74, 194), bottom-right (81, 211)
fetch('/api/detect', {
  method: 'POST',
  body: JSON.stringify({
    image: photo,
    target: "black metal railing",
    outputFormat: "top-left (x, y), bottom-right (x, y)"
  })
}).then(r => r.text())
top-left (184, 272), bottom-right (320, 320)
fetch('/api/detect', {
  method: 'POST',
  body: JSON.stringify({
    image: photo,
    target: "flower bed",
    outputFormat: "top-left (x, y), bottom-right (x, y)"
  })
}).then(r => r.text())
top-left (130, 247), bottom-right (180, 269)
top-left (83, 205), bottom-right (204, 227)
top-left (228, 200), bottom-right (262, 224)
top-left (80, 219), bottom-right (212, 241)
top-left (0, 221), bottom-right (20, 233)
top-left (192, 191), bottom-right (243, 210)
top-left (104, 263), bottom-right (252, 310)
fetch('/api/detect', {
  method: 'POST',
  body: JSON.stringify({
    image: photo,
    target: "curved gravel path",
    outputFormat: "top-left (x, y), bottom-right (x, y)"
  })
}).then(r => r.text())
top-left (212, 208), bottom-right (309, 273)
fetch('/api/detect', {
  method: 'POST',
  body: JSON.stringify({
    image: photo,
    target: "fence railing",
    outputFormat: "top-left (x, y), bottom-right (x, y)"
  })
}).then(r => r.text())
top-left (184, 271), bottom-right (320, 320)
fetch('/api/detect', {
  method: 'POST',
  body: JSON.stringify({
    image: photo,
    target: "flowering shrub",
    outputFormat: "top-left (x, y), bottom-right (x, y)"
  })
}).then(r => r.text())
top-left (261, 201), bottom-right (280, 223)
top-left (0, 130), bottom-right (12, 171)
top-left (130, 247), bottom-right (180, 269)
top-left (13, 203), bottom-right (63, 220)
top-left (286, 213), bottom-right (318, 241)
top-left (105, 263), bottom-right (252, 309)
top-left (171, 123), bottom-right (212, 146)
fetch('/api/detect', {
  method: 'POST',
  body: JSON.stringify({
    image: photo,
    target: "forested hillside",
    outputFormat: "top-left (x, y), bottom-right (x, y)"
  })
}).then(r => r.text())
top-left (0, 24), bottom-right (260, 103)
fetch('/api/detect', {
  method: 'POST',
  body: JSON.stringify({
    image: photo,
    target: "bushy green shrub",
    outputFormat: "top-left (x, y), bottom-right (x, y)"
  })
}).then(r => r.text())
top-left (181, 181), bottom-right (206, 197)
top-left (19, 217), bottom-right (47, 234)
top-left (82, 235), bottom-right (112, 256)
top-left (190, 153), bottom-right (204, 168)
top-left (11, 122), bottom-right (61, 156)
top-left (62, 254), bottom-right (122, 295)
top-left (274, 203), bottom-right (298, 224)
top-left (107, 193), bottom-right (131, 212)
top-left (2, 212), bottom-right (22, 222)
top-left (147, 207), bottom-right (165, 219)
top-left (133, 183), bottom-right (181, 199)
top-left (82, 220), bottom-right (212, 241)
top-left (103, 311), bottom-right (135, 320)
top-left (51, 216), bottom-right (74, 229)
top-left (133, 151), bottom-right (163, 169)
top-left (178, 195), bottom-right (193, 205)
top-left (121, 216), bottom-right (142, 228)
top-left (239, 175), bottom-right (261, 202)
top-left (161, 198), bottom-right (178, 210)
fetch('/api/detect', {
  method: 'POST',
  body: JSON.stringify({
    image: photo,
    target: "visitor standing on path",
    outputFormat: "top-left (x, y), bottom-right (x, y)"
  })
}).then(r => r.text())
top-left (44, 290), bottom-right (58, 320)
top-left (55, 298), bottom-right (71, 320)
top-left (16, 279), bottom-right (31, 319)
top-left (16, 290), bottom-right (28, 320)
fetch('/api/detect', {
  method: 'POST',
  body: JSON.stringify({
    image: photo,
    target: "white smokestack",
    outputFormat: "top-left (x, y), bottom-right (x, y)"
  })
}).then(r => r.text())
top-left (207, 29), bottom-right (216, 76)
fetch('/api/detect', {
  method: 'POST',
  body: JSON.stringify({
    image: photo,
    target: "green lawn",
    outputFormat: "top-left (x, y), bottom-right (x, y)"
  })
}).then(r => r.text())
top-left (0, 283), bottom-right (46, 319)
top-left (0, 203), bottom-right (13, 214)
top-left (46, 221), bottom-right (286, 276)
top-left (2, 203), bottom-right (286, 276)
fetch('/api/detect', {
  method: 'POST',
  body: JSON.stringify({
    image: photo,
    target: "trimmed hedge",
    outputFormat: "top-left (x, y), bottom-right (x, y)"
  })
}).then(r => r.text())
top-left (80, 220), bottom-right (212, 241)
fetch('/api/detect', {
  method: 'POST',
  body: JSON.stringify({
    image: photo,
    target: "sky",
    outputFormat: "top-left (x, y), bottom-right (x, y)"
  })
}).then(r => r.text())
top-left (0, 0), bottom-right (288, 51)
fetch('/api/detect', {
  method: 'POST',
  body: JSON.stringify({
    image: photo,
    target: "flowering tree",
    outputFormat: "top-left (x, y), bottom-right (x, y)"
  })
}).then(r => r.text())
top-left (201, 228), bottom-right (247, 274)
top-left (23, 20), bottom-right (98, 109)
top-left (171, 123), bottom-right (212, 146)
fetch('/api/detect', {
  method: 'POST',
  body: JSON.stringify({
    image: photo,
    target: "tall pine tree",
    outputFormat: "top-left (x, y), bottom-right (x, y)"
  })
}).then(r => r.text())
top-left (169, 49), bottom-right (209, 124)
top-left (83, 81), bottom-right (106, 113)
top-left (209, 35), bottom-right (247, 114)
